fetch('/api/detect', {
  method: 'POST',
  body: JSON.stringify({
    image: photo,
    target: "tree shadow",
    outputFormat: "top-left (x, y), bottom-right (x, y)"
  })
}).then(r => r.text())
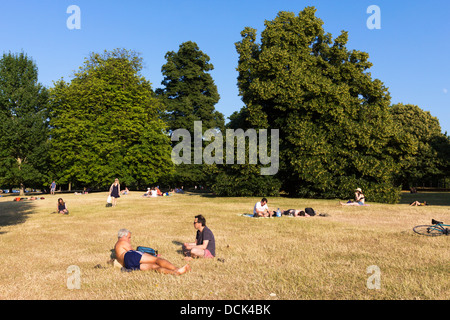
top-left (399, 192), bottom-right (450, 206)
top-left (0, 200), bottom-right (35, 235)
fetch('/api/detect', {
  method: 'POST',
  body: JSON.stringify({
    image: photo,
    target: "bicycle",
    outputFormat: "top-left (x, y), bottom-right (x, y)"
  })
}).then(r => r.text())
top-left (413, 219), bottom-right (450, 237)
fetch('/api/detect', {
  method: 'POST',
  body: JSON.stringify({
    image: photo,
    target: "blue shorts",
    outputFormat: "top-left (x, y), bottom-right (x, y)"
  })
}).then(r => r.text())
top-left (124, 250), bottom-right (143, 270)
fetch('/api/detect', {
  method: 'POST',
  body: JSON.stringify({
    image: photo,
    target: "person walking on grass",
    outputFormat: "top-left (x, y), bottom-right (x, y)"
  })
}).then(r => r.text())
top-left (183, 215), bottom-right (216, 261)
top-left (109, 178), bottom-right (120, 206)
top-left (51, 181), bottom-right (56, 195)
top-left (114, 229), bottom-right (190, 275)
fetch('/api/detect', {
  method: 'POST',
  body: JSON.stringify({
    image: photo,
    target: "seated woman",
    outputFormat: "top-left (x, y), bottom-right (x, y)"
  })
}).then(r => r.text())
top-left (340, 188), bottom-right (366, 206)
top-left (57, 198), bottom-right (69, 214)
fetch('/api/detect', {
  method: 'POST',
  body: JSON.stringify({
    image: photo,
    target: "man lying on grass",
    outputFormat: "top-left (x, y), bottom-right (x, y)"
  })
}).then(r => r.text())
top-left (115, 229), bottom-right (190, 275)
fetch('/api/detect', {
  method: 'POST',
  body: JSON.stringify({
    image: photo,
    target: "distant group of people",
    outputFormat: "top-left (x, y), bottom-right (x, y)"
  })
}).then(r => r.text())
top-left (253, 198), bottom-right (317, 217)
top-left (114, 214), bottom-right (215, 275)
top-left (252, 187), bottom-right (368, 219)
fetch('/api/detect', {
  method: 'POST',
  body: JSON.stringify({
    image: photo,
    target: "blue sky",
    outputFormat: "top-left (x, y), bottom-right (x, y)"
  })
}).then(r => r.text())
top-left (1, 0), bottom-right (449, 133)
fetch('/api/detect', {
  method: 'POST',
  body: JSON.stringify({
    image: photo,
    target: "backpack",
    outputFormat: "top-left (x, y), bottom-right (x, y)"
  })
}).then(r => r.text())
top-left (136, 246), bottom-right (158, 257)
top-left (305, 207), bottom-right (316, 216)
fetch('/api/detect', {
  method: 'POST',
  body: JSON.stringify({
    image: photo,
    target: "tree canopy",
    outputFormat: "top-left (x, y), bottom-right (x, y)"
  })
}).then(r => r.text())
top-left (48, 49), bottom-right (173, 190)
top-left (233, 8), bottom-right (402, 202)
top-left (156, 41), bottom-right (225, 188)
top-left (0, 7), bottom-right (448, 199)
top-left (0, 52), bottom-right (49, 194)
top-left (157, 41), bottom-right (224, 135)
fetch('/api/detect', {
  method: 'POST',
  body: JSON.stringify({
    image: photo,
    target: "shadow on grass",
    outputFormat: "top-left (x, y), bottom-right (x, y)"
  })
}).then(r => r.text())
top-left (183, 191), bottom-right (218, 198)
top-left (0, 200), bottom-right (35, 234)
top-left (399, 192), bottom-right (450, 206)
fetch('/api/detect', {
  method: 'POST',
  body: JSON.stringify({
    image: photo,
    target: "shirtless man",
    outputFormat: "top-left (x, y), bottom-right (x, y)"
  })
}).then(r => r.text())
top-left (114, 229), bottom-right (190, 275)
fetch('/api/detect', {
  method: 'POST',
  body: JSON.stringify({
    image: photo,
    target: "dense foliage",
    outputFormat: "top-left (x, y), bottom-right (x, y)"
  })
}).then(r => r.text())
top-left (232, 8), bottom-right (404, 202)
top-left (48, 49), bottom-right (173, 190)
top-left (0, 52), bottom-right (50, 194)
top-left (0, 7), bottom-right (448, 201)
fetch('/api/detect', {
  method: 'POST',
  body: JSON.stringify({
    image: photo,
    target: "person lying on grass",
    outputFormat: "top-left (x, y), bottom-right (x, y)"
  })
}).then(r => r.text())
top-left (410, 201), bottom-right (428, 206)
top-left (114, 229), bottom-right (190, 275)
top-left (282, 209), bottom-right (312, 217)
top-left (182, 215), bottom-right (216, 261)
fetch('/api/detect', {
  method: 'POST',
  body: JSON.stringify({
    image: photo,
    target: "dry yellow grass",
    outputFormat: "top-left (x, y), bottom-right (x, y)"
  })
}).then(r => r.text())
top-left (0, 191), bottom-right (448, 300)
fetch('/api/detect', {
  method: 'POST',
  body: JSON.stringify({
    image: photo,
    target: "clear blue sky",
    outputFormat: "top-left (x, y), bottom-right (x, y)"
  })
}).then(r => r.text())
top-left (1, 0), bottom-right (449, 133)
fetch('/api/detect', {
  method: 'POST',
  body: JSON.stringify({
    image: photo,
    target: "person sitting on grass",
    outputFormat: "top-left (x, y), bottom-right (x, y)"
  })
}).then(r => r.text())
top-left (114, 229), bottom-right (190, 275)
top-left (340, 188), bottom-right (366, 206)
top-left (253, 198), bottom-right (273, 217)
top-left (57, 198), bottom-right (69, 214)
top-left (182, 215), bottom-right (216, 261)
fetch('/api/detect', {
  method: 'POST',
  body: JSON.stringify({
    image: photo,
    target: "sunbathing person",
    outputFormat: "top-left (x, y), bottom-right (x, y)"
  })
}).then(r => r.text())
top-left (114, 229), bottom-right (190, 275)
top-left (282, 209), bottom-right (312, 217)
top-left (410, 201), bottom-right (428, 206)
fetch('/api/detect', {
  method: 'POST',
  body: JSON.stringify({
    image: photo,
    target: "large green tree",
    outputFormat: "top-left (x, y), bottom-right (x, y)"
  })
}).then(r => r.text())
top-left (156, 41), bottom-right (224, 188)
top-left (234, 8), bottom-right (402, 203)
top-left (0, 52), bottom-right (49, 194)
top-left (157, 41), bottom-right (224, 135)
top-left (390, 103), bottom-right (449, 188)
top-left (49, 49), bottom-right (173, 190)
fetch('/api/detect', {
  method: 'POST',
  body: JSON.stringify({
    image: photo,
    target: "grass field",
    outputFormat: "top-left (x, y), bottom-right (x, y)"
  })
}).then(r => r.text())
top-left (0, 190), bottom-right (448, 300)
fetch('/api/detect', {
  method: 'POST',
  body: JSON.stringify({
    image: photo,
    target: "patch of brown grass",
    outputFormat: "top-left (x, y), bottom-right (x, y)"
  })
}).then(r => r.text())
top-left (0, 191), bottom-right (448, 300)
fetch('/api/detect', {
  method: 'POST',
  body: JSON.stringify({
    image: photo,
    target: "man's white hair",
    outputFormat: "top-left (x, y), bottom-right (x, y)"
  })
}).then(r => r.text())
top-left (118, 228), bottom-right (130, 238)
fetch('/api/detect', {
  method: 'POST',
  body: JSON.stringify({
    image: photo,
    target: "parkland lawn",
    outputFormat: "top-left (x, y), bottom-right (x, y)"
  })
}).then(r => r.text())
top-left (0, 191), bottom-right (448, 300)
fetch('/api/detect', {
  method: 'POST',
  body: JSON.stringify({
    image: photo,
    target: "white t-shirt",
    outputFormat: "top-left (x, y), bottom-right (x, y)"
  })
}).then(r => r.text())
top-left (254, 201), bottom-right (268, 215)
top-left (150, 189), bottom-right (157, 197)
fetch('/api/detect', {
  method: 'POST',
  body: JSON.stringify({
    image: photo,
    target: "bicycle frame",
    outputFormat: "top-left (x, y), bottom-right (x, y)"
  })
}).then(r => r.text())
top-left (428, 223), bottom-right (450, 234)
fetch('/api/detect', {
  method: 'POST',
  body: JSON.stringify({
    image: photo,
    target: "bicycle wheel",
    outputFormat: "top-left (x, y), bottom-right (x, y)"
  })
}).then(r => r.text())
top-left (413, 225), bottom-right (444, 237)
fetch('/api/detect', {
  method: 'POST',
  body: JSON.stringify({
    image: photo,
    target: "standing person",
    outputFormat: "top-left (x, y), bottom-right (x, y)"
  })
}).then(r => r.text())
top-left (114, 229), bottom-right (190, 274)
top-left (109, 178), bottom-right (120, 207)
top-left (57, 198), bottom-right (68, 214)
top-left (253, 197), bottom-right (273, 217)
top-left (182, 215), bottom-right (216, 261)
top-left (50, 181), bottom-right (56, 195)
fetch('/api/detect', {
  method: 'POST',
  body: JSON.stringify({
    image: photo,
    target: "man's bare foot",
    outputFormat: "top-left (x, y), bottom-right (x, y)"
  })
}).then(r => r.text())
top-left (184, 256), bottom-right (193, 261)
top-left (176, 264), bottom-right (191, 275)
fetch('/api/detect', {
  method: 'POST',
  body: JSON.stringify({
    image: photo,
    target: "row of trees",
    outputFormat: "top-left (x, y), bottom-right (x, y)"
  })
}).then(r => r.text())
top-left (0, 7), bottom-right (448, 202)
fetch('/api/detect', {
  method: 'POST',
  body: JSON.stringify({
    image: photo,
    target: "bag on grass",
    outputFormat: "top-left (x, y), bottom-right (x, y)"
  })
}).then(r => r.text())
top-left (137, 246), bottom-right (158, 257)
top-left (305, 207), bottom-right (316, 216)
top-left (106, 195), bottom-right (113, 207)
